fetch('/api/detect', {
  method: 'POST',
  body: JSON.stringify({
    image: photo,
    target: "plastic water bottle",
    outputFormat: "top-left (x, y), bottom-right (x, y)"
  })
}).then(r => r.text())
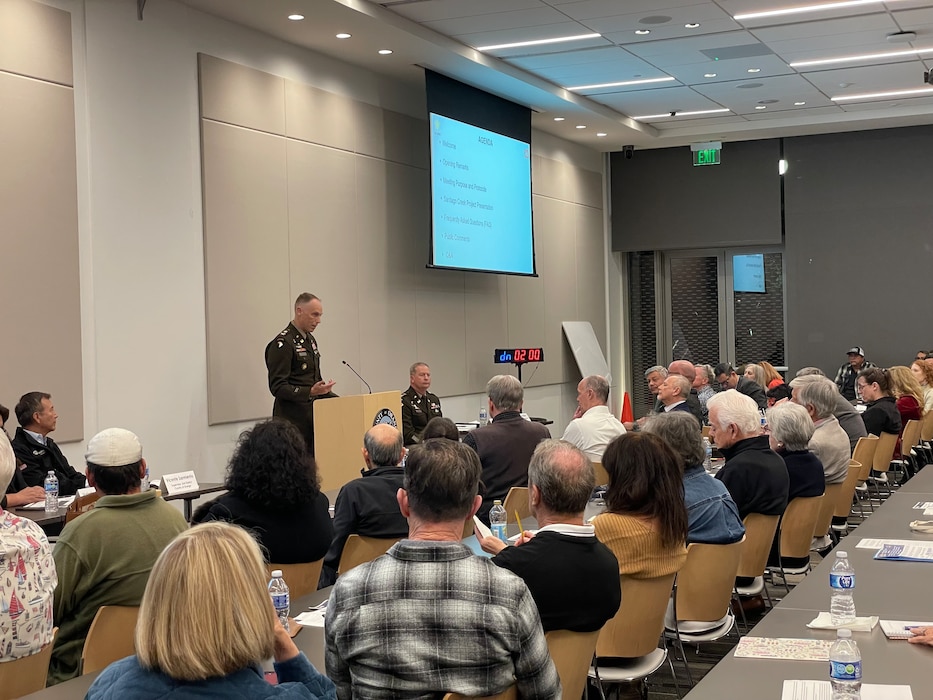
top-left (829, 628), bottom-right (861, 699)
top-left (268, 570), bottom-right (290, 632)
top-left (44, 471), bottom-right (59, 513)
top-left (703, 437), bottom-right (713, 471)
top-left (478, 405), bottom-right (488, 425)
top-left (489, 500), bottom-right (508, 543)
top-left (140, 463), bottom-right (149, 491)
top-left (830, 551), bottom-right (856, 626)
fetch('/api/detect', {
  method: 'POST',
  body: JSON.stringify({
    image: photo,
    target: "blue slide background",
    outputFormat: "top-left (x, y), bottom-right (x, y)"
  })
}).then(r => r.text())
top-left (429, 113), bottom-right (534, 275)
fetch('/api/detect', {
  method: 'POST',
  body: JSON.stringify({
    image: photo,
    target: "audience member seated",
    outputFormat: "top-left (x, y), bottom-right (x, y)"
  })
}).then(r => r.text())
top-left (667, 361), bottom-right (705, 425)
top-left (693, 364), bottom-right (716, 422)
top-left (401, 362), bottom-right (442, 447)
top-left (50, 428), bottom-right (188, 685)
top-left (766, 402), bottom-right (825, 568)
top-left (85, 522), bottom-right (336, 700)
top-left (463, 375), bottom-right (550, 524)
top-left (795, 368), bottom-right (867, 451)
top-left (707, 390), bottom-right (789, 522)
top-left (644, 412), bottom-right (744, 545)
top-left (624, 365), bottom-right (668, 430)
top-left (743, 363), bottom-right (768, 391)
top-left (714, 363), bottom-right (767, 409)
top-left (835, 346), bottom-right (875, 402)
top-left (789, 376), bottom-right (851, 485)
top-left (319, 424), bottom-right (408, 588)
top-left (592, 433), bottom-right (688, 579)
top-left (479, 440), bottom-right (621, 632)
top-left (766, 383), bottom-right (792, 407)
top-left (657, 374), bottom-right (698, 421)
top-left (0, 434), bottom-right (56, 662)
top-left (910, 360), bottom-right (933, 414)
top-left (421, 416), bottom-right (460, 441)
top-left (760, 361), bottom-right (785, 389)
top-left (192, 419), bottom-right (332, 565)
top-left (11, 392), bottom-right (87, 496)
top-left (888, 365), bottom-right (925, 427)
top-left (0, 403), bottom-right (46, 509)
top-left (857, 368), bottom-right (902, 438)
top-left (560, 375), bottom-right (625, 462)
top-left (325, 439), bottom-right (561, 700)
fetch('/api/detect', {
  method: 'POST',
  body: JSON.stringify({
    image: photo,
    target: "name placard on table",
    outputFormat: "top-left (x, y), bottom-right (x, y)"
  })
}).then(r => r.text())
top-left (159, 471), bottom-right (200, 495)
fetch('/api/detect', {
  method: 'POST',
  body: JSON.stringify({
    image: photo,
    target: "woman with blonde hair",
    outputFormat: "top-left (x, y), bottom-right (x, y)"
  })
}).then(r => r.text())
top-left (888, 365), bottom-right (925, 426)
top-left (86, 522), bottom-right (336, 699)
top-left (759, 361), bottom-right (785, 389)
top-left (910, 360), bottom-right (933, 413)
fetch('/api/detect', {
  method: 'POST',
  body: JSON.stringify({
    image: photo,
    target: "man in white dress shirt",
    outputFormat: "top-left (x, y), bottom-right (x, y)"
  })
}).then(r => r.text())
top-left (561, 375), bottom-right (625, 463)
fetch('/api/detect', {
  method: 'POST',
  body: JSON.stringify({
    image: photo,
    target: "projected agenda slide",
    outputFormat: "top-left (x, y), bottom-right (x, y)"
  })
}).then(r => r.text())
top-left (429, 113), bottom-right (534, 275)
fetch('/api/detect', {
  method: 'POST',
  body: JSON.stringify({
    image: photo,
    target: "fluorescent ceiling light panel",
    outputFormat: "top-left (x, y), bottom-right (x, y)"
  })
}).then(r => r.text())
top-left (566, 76), bottom-right (675, 91)
top-left (476, 33), bottom-right (600, 52)
top-left (831, 87), bottom-right (933, 101)
top-left (633, 108), bottom-right (731, 120)
top-left (734, 0), bottom-right (906, 22)
top-left (790, 47), bottom-right (933, 68)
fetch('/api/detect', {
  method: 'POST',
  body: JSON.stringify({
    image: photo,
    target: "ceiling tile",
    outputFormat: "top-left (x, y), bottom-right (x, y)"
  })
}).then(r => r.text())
top-left (423, 6), bottom-right (572, 35)
top-left (592, 84), bottom-right (725, 114)
top-left (624, 29), bottom-right (761, 60)
top-left (507, 45), bottom-right (638, 70)
top-left (391, 0), bottom-right (544, 23)
top-left (740, 104), bottom-right (844, 120)
top-left (803, 59), bottom-right (930, 95)
top-left (454, 22), bottom-right (604, 51)
top-left (692, 73), bottom-right (832, 112)
top-left (650, 114), bottom-right (748, 129)
top-left (663, 53), bottom-right (794, 79)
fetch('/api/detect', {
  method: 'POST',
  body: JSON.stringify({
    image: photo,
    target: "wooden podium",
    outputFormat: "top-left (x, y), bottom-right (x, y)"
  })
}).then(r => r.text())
top-left (313, 391), bottom-right (402, 492)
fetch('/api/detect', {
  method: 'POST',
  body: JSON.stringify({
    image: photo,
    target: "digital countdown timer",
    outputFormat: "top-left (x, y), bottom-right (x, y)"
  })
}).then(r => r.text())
top-left (494, 348), bottom-right (544, 364)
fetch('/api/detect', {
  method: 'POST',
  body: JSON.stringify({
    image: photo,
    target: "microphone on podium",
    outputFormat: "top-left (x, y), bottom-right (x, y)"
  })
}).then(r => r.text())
top-left (341, 360), bottom-right (372, 394)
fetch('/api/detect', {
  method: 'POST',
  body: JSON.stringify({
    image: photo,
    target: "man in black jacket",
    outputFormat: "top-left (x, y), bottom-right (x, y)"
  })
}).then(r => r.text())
top-left (11, 392), bottom-right (86, 496)
top-left (714, 362), bottom-right (768, 410)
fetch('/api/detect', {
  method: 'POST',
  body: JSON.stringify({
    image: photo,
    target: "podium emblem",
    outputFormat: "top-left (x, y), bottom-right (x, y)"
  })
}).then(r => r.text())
top-left (372, 408), bottom-right (398, 428)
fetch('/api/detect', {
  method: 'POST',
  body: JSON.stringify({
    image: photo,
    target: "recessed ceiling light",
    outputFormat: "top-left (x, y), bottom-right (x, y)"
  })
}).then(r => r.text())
top-left (553, 117), bottom-right (565, 121)
top-left (378, 49), bottom-right (393, 55)
top-left (794, 101), bottom-right (807, 105)
top-left (831, 87), bottom-right (933, 101)
top-left (476, 33), bottom-right (600, 52)
top-left (734, 0), bottom-right (904, 22)
top-left (685, 23), bottom-right (701, 28)
top-left (747, 68), bottom-right (761, 73)
top-left (576, 125), bottom-right (586, 129)
top-left (790, 46), bottom-right (933, 68)
top-left (704, 73), bottom-right (717, 78)
top-left (597, 132), bottom-right (607, 137)
top-left (635, 29), bottom-right (651, 35)
top-left (287, 14), bottom-right (304, 21)
top-left (335, 33), bottom-right (352, 39)
top-left (566, 76), bottom-right (675, 91)
top-left (632, 108), bottom-right (731, 120)
top-left (755, 105), bottom-right (767, 110)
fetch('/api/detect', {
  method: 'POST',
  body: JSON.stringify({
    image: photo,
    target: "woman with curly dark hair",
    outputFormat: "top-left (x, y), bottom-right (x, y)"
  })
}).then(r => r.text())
top-left (192, 419), bottom-right (333, 564)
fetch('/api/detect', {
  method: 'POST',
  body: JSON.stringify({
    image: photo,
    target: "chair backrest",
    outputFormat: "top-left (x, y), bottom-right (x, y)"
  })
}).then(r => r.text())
top-left (675, 538), bottom-right (744, 622)
top-left (701, 425), bottom-right (711, 439)
top-left (443, 687), bottom-right (517, 700)
top-left (736, 513), bottom-right (779, 579)
top-left (833, 461), bottom-right (863, 519)
top-left (902, 419), bottom-right (923, 455)
top-left (592, 461), bottom-right (609, 486)
top-left (872, 431), bottom-right (899, 473)
top-left (779, 495), bottom-right (824, 559)
top-left (337, 534), bottom-right (401, 575)
top-left (921, 411), bottom-right (933, 442)
top-left (852, 435), bottom-right (879, 482)
top-left (545, 629), bottom-right (600, 700)
top-left (0, 628), bottom-right (58, 699)
top-left (265, 560), bottom-right (325, 600)
top-left (596, 573), bottom-right (676, 659)
top-left (502, 487), bottom-right (531, 524)
top-left (65, 491), bottom-right (100, 524)
top-left (814, 482), bottom-right (843, 538)
top-left (81, 606), bottom-right (140, 675)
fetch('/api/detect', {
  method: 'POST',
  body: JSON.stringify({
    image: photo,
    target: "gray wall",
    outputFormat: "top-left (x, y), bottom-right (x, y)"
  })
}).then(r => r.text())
top-left (199, 55), bottom-right (607, 425)
top-left (784, 126), bottom-right (933, 375)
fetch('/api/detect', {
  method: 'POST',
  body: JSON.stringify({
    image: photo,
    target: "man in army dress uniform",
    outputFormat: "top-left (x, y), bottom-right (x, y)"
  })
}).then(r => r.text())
top-left (401, 362), bottom-right (442, 446)
top-left (265, 293), bottom-right (337, 454)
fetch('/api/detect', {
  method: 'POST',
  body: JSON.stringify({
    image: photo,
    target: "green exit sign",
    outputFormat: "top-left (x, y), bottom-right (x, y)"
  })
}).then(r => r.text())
top-left (693, 148), bottom-right (720, 166)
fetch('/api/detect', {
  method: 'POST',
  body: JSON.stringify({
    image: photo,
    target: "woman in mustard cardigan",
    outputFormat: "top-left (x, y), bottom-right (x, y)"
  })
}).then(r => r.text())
top-left (593, 432), bottom-right (688, 578)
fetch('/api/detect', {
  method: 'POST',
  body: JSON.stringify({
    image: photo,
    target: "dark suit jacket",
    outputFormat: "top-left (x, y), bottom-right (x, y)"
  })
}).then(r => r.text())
top-left (11, 427), bottom-right (86, 496)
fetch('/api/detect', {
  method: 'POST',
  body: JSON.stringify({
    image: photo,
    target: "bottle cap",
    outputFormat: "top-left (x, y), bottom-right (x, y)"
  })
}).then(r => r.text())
top-left (271, 569), bottom-right (283, 578)
top-left (837, 628), bottom-right (852, 638)
top-left (836, 551), bottom-right (848, 558)
top-left (493, 500), bottom-right (502, 505)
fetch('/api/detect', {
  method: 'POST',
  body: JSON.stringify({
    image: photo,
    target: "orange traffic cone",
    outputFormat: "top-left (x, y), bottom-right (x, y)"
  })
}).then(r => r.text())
top-left (620, 391), bottom-right (634, 424)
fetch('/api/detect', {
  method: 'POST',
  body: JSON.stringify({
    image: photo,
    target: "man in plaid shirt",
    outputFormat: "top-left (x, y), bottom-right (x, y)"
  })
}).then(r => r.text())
top-left (325, 438), bottom-right (561, 700)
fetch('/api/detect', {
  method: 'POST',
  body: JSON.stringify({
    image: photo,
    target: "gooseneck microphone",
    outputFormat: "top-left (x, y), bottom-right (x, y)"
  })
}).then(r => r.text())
top-left (341, 360), bottom-right (372, 394)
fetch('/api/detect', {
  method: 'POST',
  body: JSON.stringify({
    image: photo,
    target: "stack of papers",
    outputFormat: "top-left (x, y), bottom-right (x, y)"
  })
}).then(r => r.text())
top-left (874, 543), bottom-right (933, 562)
top-left (734, 637), bottom-right (832, 661)
top-left (294, 600), bottom-right (329, 628)
top-left (783, 680), bottom-right (912, 699)
top-left (879, 620), bottom-right (933, 640)
top-left (20, 496), bottom-right (75, 510)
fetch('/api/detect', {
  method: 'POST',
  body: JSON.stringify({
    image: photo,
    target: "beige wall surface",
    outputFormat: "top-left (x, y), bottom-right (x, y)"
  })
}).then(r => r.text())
top-left (0, 0), bottom-right (82, 441)
top-left (200, 55), bottom-right (606, 425)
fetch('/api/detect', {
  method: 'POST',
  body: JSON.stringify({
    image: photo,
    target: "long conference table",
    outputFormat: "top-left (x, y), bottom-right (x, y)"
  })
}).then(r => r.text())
top-left (684, 467), bottom-right (933, 698)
